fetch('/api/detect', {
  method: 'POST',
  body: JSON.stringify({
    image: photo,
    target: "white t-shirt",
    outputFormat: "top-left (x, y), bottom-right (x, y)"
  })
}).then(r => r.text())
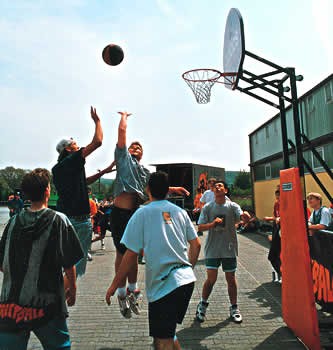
top-left (200, 189), bottom-right (230, 204)
top-left (121, 200), bottom-right (197, 303)
top-left (200, 190), bottom-right (215, 204)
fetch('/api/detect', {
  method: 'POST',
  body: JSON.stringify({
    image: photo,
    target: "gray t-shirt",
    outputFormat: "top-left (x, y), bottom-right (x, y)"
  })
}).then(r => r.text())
top-left (198, 200), bottom-right (242, 258)
top-left (112, 145), bottom-right (151, 200)
top-left (121, 200), bottom-right (197, 303)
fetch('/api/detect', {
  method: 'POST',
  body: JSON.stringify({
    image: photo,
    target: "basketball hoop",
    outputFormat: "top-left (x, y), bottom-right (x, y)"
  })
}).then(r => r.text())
top-left (182, 69), bottom-right (237, 104)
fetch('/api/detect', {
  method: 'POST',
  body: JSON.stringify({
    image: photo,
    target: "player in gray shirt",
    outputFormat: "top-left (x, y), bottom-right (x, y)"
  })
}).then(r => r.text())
top-left (196, 180), bottom-right (250, 324)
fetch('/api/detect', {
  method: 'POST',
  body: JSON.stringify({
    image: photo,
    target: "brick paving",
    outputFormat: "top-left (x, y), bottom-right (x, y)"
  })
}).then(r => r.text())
top-left (0, 212), bottom-right (305, 349)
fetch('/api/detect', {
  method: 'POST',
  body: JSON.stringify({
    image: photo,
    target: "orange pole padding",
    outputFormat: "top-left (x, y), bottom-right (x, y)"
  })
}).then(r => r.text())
top-left (280, 168), bottom-right (321, 350)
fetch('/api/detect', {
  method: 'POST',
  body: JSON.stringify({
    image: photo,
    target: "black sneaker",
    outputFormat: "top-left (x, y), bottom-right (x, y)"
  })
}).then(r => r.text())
top-left (196, 301), bottom-right (209, 322)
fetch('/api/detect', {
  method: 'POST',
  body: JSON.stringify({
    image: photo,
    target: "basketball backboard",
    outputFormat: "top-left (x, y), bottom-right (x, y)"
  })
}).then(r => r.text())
top-left (223, 8), bottom-right (245, 90)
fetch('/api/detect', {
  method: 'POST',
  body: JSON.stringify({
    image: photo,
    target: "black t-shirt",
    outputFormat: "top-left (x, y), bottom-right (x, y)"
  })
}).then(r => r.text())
top-left (52, 149), bottom-right (90, 216)
top-left (0, 208), bottom-right (84, 331)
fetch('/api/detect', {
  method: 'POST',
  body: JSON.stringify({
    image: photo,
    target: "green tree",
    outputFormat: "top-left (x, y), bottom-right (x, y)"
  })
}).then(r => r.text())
top-left (234, 170), bottom-right (251, 190)
top-left (0, 167), bottom-right (30, 198)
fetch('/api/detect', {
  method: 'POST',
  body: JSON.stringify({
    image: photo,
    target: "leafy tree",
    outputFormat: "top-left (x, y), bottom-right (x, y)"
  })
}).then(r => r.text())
top-left (234, 170), bottom-right (251, 190)
top-left (0, 167), bottom-right (30, 200)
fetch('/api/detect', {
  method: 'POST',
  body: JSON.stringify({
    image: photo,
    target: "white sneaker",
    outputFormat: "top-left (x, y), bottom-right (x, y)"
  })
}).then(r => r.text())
top-left (230, 305), bottom-right (242, 323)
top-left (117, 295), bottom-right (131, 319)
top-left (127, 288), bottom-right (143, 315)
top-left (196, 301), bottom-right (209, 322)
top-left (87, 253), bottom-right (93, 261)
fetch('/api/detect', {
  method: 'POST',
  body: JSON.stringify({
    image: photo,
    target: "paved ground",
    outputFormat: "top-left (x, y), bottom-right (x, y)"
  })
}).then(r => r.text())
top-left (0, 207), bottom-right (306, 349)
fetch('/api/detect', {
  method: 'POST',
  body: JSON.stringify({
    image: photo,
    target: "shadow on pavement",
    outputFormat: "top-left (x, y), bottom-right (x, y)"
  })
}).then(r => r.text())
top-left (239, 232), bottom-right (271, 249)
top-left (177, 318), bottom-right (231, 350)
top-left (246, 282), bottom-right (282, 320)
top-left (252, 326), bottom-right (304, 349)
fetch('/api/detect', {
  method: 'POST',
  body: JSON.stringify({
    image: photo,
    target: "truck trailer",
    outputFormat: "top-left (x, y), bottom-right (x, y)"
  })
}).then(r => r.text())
top-left (152, 163), bottom-right (225, 209)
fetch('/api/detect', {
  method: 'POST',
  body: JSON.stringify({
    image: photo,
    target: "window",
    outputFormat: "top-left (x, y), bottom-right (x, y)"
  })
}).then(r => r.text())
top-left (265, 126), bottom-right (270, 141)
top-left (307, 95), bottom-right (315, 115)
top-left (324, 82), bottom-right (333, 103)
top-left (311, 147), bottom-right (325, 169)
top-left (255, 133), bottom-right (258, 145)
top-left (265, 163), bottom-right (271, 179)
top-left (273, 119), bottom-right (279, 134)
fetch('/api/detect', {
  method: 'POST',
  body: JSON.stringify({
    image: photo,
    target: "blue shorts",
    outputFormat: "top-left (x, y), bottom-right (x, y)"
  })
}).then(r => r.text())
top-left (0, 317), bottom-right (70, 350)
top-left (69, 217), bottom-right (92, 277)
top-left (205, 257), bottom-right (237, 272)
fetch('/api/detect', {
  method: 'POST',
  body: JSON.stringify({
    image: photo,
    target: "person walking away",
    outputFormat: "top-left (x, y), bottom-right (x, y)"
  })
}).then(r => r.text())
top-left (106, 171), bottom-right (201, 350)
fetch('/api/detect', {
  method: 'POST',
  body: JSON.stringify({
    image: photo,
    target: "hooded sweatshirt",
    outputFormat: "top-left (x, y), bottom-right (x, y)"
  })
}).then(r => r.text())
top-left (0, 208), bottom-right (83, 331)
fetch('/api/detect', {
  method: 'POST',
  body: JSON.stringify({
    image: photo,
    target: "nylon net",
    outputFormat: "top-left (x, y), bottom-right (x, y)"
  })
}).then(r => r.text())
top-left (182, 69), bottom-right (222, 104)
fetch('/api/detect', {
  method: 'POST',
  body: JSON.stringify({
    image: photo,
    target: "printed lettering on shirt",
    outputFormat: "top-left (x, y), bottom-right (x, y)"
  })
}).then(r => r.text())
top-left (0, 303), bottom-right (45, 324)
top-left (162, 212), bottom-right (172, 225)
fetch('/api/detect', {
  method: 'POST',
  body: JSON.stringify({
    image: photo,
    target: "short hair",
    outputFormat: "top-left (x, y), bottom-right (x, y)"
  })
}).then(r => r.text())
top-left (208, 177), bottom-right (216, 184)
top-left (129, 141), bottom-right (143, 151)
top-left (213, 179), bottom-right (229, 194)
top-left (21, 168), bottom-right (51, 202)
top-left (148, 171), bottom-right (169, 200)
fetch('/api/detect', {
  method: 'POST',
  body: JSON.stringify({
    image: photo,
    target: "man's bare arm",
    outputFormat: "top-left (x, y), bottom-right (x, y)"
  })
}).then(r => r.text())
top-left (106, 249), bottom-right (138, 304)
top-left (82, 106), bottom-right (103, 158)
top-left (188, 237), bottom-right (201, 267)
top-left (198, 218), bottom-right (222, 232)
top-left (308, 223), bottom-right (327, 231)
top-left (117, 111), bottom-right (132, 149)
top-left (169, 187), bottom-right (190, 197)
top-left (86, 161), bottom-right (116, 185)
top-left (64, 266), bottom-right (77, 307)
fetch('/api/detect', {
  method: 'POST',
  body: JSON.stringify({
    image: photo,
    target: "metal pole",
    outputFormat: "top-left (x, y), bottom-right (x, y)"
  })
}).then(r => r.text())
top-left (289, 68), bottom-right (305, 178)
top-left (278, 83), bottom-right (290, 169)
top-left (289, 68), bottom-right (307, 224)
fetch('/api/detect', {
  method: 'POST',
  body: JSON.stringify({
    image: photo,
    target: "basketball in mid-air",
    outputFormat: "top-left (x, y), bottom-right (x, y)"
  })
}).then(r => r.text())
top-left (102, 44), bottom-right (124, 66)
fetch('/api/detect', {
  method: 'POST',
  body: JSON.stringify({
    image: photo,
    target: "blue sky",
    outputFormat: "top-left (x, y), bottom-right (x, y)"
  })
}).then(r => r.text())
top-left (0, 0), bottom-right (331, 177)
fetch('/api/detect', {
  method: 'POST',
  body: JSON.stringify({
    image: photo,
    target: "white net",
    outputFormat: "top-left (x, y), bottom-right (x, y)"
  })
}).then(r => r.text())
top-left (183, 69), bottom-right (222, 104)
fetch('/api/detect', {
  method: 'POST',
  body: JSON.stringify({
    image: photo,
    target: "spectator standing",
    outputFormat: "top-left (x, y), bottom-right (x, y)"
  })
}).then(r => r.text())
top-left (0, 169), bottom-right (83, 350)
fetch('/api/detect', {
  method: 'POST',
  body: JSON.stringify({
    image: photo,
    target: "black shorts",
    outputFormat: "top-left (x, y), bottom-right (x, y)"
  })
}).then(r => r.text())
top-left (148, 282), bottom-right (194, 339)
top-left (110, 206), bottom-right (136, 255)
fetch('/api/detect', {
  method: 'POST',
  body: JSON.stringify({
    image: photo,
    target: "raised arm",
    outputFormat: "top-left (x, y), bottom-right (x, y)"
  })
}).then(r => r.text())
top-left (82, 106), bottom-right (103, 158)
top-left (117, 111), bottom-right (132, 148)
top-left (86, 161), bottom-right (116, 185)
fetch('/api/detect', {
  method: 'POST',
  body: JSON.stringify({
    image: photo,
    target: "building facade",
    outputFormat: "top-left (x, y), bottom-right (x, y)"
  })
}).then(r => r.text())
top-left (249, 74), bottom-right (333, 218)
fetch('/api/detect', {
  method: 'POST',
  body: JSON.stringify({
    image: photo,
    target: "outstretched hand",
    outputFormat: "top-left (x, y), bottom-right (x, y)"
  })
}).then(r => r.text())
top-left (170, 187), bottom-right (190, 197)
top-left (104, 161), bottom-right (117, 174)
top-left (90, 106), bottom-right (100, 123)
top-left (118, 111), bottom-right (132, 118)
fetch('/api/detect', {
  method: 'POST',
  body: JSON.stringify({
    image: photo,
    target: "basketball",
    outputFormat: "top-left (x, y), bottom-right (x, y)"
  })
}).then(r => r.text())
top-left (102, 44), bottom-right (124, 66)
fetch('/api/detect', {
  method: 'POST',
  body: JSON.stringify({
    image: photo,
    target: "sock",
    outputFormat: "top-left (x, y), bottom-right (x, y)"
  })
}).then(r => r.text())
top-left (117, 286), bottom-right (127, 298)
top-left (201, 297), bottom-right (208, 303)
top-left (128, 282), bottom-right (138, 292)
